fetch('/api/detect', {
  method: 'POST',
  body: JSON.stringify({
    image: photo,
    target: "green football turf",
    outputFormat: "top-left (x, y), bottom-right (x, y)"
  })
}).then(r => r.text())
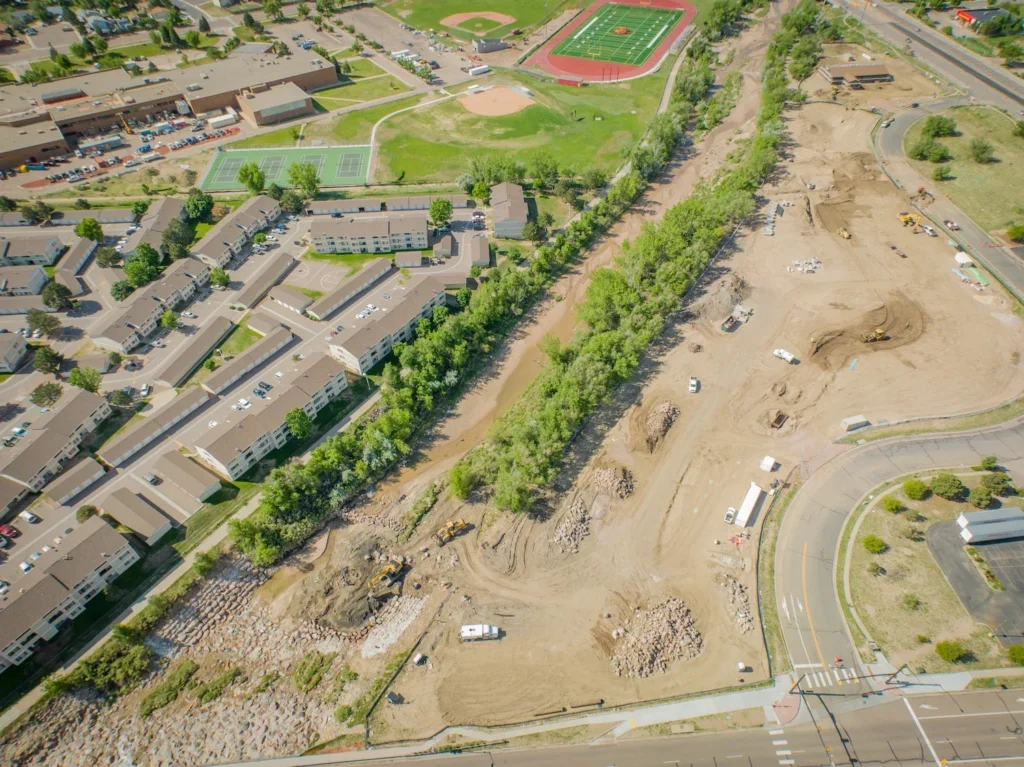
top-left (551, 4), bottom-right (683, 66)
top-left (201, 145), bottom-right (372, 190)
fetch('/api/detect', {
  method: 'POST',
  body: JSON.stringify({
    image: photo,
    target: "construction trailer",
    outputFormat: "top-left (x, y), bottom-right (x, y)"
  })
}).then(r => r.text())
top-left (957, 507), bottom-right (1024, 529)
top-left (840, 414), bottom-right (869, 432)
top-left (460, 624), bottom-right (500, 642)
top-left (960, 518), bottom-right (1024, 544)
top-left (773, 349), bottom-right (795, 363)
top-left (733, 482), bottom-right (763, 528)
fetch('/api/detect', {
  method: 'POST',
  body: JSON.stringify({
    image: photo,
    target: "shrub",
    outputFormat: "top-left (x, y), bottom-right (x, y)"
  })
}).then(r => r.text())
top-left (192, 550), bottom-right (218, 576)
top-left (863, 534), bottom-right (888, 554)
top-left (922, 115), bottom-right (957, 138)
top-left (868, 562), bottom-right (886, 576)
top-left (903, 478), bottom-right (928, 500)
top-left (932, 166), bottom-right (952, 181)
top-left (882, 496), bottom-right (905, 514)
top-left (193, 667), bottom-right (241, 705)
top-left (139, 659), bottom-right (199, 717)
top-left (1008, 645), bottom-right (1024, 666)
top-left (917, 634), bottom-right (931, 644)
top-left (931, 473), bottom-right (965, 500)
top-left (293, 651), bottom-right (336, 693)
top-left (969, 138), bottom-right (995, 163)
top-left (334, 704), bottom-right (353, 723)
top-left (976, 456), bottom-right (999, 471)
top-left (981, 472), bottom-right (1013, 496)
top-left (1009, 225), bottom-right (1024, 244)
top-left (902, 593), bottom-right (921, 611)
top-left (902, 525), bottom-right (925, 543)
top-left (935, 640), bottom-right (968, 663)
top-left (76, 504), bottom-right (98, 523)
top-left (968, 486), bottom-right (993, 509)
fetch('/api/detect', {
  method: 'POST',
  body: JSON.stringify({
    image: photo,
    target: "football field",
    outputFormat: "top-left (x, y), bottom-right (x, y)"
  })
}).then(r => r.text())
top-left (550, 3), bottom-right (683, 66)
top-left (201, 146), bottom-right (371, 191)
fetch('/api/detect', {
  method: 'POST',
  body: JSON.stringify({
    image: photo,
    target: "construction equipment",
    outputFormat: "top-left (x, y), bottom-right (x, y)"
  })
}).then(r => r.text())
top-left (899, 212), bottom-right (921, 231)
top-left (770, 411), bottom-right (788, 429)
top-left (862, 327), bottom-right (888, 343)
top-left (432, 519), bottom-right (468, 547)
top-left (368, 555), bottom-right (407, 591)
top-left (836, 228), bottom-right (851, 239)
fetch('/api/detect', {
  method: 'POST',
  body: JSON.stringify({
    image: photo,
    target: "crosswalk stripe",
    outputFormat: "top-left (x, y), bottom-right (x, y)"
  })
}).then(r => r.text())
top-left (779, 760), bottom-right (795, 765)
top-left (772, 740), bottom-right (789, 746)
top-left (770, 730), bottom-right (785, 735)
top-left (777, 750), bottom-right (792, 756)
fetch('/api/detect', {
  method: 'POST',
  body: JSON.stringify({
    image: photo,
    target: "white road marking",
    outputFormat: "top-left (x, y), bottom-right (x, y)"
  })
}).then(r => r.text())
top-left (919, 710), bottom-right (1024, 720)
top-left (772, 740), bottom-right (789, 746)
top-left (779, 760), bottom-right (795, 765)
top-left (904, 698), bottom-right (942, 767)
top-left (770, 730), bottom-right (785, 735)
top-left (793, 663), bottom-right (822, 669)
top-left (777, 750), bottom-right (793, 756)
top-left (919, 704), bottom-right (938, 710)
top-left (944, 758), bottom-right (1024, 763)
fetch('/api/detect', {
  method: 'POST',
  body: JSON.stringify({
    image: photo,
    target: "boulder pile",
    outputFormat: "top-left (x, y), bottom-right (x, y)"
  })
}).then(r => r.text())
top-left (611, 598), bottom-right (703, 678)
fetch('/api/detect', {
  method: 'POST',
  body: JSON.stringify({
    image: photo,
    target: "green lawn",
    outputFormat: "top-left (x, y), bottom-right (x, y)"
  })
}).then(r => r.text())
top-left (285, 284), bottom-right (324, 300)
top-left (375, 70), bottom-right (669, 184)
top-left (312, 76), bottom-right (412, 110)
top-left (302, 247), bottom-right (395, 275)
top-left (232, 25), bottom-right (257, 41)
top-left (904, 107), bottom-right (1024, 233)
top-left (381, 0), bottom-right (577, 39)
top-left (191, 221), bottom-right (213, 245)
top-left (229, 125), bottom-right (303, 149)
top-left (220, 323), bottom-right (261, 356)
top-left (173, 481), bottom-right (259, 556)
top-left (341, 58), bottom-right (384, 78)
top-left (303, 94), bottom-right (429, 146)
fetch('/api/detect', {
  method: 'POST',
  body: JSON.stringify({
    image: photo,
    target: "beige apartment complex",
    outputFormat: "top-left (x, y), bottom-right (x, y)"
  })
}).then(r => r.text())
top-left (310, 213), bottom-right (429, 255)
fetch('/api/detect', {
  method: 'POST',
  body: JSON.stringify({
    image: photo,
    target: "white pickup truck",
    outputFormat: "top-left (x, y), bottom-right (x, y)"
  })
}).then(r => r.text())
top-left (773, 349), bottom-right (795, 363)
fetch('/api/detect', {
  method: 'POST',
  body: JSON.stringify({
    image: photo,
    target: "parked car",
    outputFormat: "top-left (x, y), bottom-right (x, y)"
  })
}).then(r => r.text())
top-left (143, 473), bottom-right (159, 484)
top-left (688, 377), bottom-right (698, 393)
top-left (258, 381), bottom-right (272, 391)
top-left (19, 562), bottom-right (32, 574)
top-left (18, 511), bottom-right (40, 524)
top-left (0, 523), bottom-right (20, 538)
top-left (0, 535), bottom-right (8, 549)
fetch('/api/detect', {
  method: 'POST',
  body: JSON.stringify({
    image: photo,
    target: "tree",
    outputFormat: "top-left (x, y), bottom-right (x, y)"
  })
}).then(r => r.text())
top-left (969, 138), bottom-right (995, 163)
top-left (998, 40), bottom-right (1024, 66)
top-left (124, 257), bottom-right (159, 288)
top-left (198, 15), bottom-right (211, 33)
top-left (111, 389), bottom-right (132, 407)
top-left (506, 245), bottom-right (524, 264)
top-left (0, 196), bottom-right (15, 212)
top-left (184, 187), bottom-right (213, 221)
top-left (881, 496), bottom-right (905, 513)
top-left (932, 165), bottom-right (952, 181)
top-left (95, 246), bottom-right (120, 268)
top-left (76, 505), bottom-right (98, 523)
top-left (253, 232), bottom-right (267, 245)
top-left (903, 478), bottom-right (928, 500)
top-left (26, 308), bottom-right (62, 337)
top-left (68, 366), bottom-right (102, 393)
top-left (162, 219), bottom-right (193, 260)
top-left (237, 161), bottom-right (266, 196)
top-left (471, 181), bottom-right (491, 204)
top-left (935, 639), bottom-right (968, 663)
top-left (1015, 121), bottom-right (1024, 139)
top-left (204, 358), bottom-right (217, 372)
top-left (429, 198), bottom-right (453, 228)
top-left (968, 486), bottom-right (993, 508)
top-left (448, 463), bottom-right (474, 499)
top-left (286, 408), bottom-right (314, 440)
top-left (111, 280), bottom-right (134, 301)
top-left (1009, 645), bottom-right (1024, 666)
top-left (1009, 225), bottom-right (1024, 244)
top-left (73, 198), bottom-right (91, 211)
top-left (185, 30), bottom-right (202, 49)
top-left (539, 211), bottom-right (555, 229)
top-left (109, 352), bottom-right (123, 367)
top-left (263, 0), bottom-right (283, 20)
top-left (522, 221), bottom-right (543, 243)
top-left (192, 549), bottom-right (218, 576)
top-left (20, 200), bottom-right (53, 225)
top-left (931, 473), bottom-right (966, 500)
top-left (160, 309), bottom-right (179, 331)
top-left (530, 152), bottom-right (559, 190)
top-left (922, 115), bottom-right (957, 138)
top-left (978, 455), bottom-right (998, 471)
top-left (297, 1), bottom-right (310, 18)
top-left (30, 382), bottom-right (63, 408)
top-left (210, 267), bottom-right (230, 288)
top-left (73, 217), bottom-right (104, 241)
top-left (91, 36), bottom-right (107, 56)
top-left (242, 11), bottom-right (256, 28)
top-left (267, 183), bottom-right (284, 201)
top-left (980, 471), bottom-right (1013, 496)
top-left (132, 200), bottom-right (150, 218)
top-left (39, 280), bottom-right (76, 312)
top-left (287, 161), bottom-right (320, 198)
top-left (862, 534), bottom-right (887, 554)
top-left (580, 167), bottom-right (607, 192)
top-left (279, 190), bottom-right (305, 216)
top-left (554, 178), bottom-right (579, 208)
top-left (33, 346), bottom-right (64, 375)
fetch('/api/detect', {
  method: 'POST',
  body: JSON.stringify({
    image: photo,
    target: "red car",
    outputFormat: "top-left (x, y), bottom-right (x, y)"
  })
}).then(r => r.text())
top-left (0, 523), bottom-right (20, 538)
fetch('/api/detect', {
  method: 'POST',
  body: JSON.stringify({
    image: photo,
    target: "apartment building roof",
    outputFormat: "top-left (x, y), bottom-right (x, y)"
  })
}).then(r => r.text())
top-left (306, 258), bottom-right (392, 321)
top-left (386, 194), bottom-right (468, 210)
top-left (245, 312), bottom-right (282, 337)
top-left (101, 487), bottom-right (172, 540)
top-left (0, 236), bottom-right (62, 260)
top-left (269, 285), bottom-right (313, 311)
top-left (31, 388), bottom-right (106, 438)
top-left (331, 275), bottom-right (445, 358)
top-left (94, 284), bottom-right (164, 345)
top-left (156, 315), bottom-right (233, 387)
top-left (490, 182), bottom-right (528, 225)
top-left (0, 266), bottom-right (46, 293)
top-left (42, 455), bottom-right (105, 504)
top-left (192, 195), bottom-right (277, 264)
top-left (0, 213), bottom-right (29, 227)
top-left (464, 235), bottom-right (489, 265)
top-left (153, 451), bottom-right (221, 501)
top-left (0, 296), bottom-right (49, 313)
top-left (306, 199), bottom-right (384, 214)
top-left (312, 212), bottom-right (427, 240)
top-left (44, 515), bottom-right (132, 587)
top-left (0, 574), bottom-right (71, 650)
top-left (0, 476), bottom-right (26, 513)
top-left (54, 271), bottom-right (84, 296)
top-left (48, 210), bottom-right (137, 226)
top-left (0, 334), bottom-right (25, 361)
top-left (55, 237), bottom-right (96, 273)
top-left (235, 252), bottom-right (295, 309)
top-left (202, 326), bottom-right (293, 393)
top-left (121, 197), bottom-right (185, 255)
top-left (99, 386), bottom-right (211, 465)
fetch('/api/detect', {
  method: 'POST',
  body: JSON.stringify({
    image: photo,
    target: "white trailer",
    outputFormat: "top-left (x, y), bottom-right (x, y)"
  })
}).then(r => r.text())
top-left (960, 518), bottom-right (1024, 544)
top-left (773, 349), bottom-right (795, 363)
top-left (460, 624), bottom-right (500, 641)
top-left (208, 112), bottom-right (239, 129)
top-left (734, 482), bottom-right (763, 528)
top-left (957, 507), bottom-right (1024, 529)
top-left (469, 65), bottom-right (491, 76)
top-left (391, 49), bottom-right (411, 59)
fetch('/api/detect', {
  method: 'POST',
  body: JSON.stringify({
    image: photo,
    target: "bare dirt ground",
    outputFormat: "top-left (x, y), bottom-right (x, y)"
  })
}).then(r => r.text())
top-left (809, 43), bottom-right (942, 110)
top-left (459, 86), bottom-right (535, 116)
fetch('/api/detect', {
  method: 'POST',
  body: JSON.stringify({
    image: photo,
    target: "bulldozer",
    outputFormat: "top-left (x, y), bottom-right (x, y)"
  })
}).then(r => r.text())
top-left (432, 519), bottom-right (468, 547)
top-left (836, 228), bottom-right (851, 239)
top-left (862, 327), bottom-right (889, 343)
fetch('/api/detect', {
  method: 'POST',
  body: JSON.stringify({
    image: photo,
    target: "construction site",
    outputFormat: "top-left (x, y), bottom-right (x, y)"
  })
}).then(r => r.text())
top-left (4, 16), bottom-right (1024, 767)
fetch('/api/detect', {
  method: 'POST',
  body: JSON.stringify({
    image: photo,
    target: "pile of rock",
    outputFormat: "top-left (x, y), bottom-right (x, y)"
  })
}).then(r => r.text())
top-left (610, 598), bottom-right (703, 678)
top-left (646, 403), bottom-right (680, 448)
top-left (723, 577), bottom-right (754, 634)
top-left (361, 596), bottom-right (426, 658)
top-left (552, 497), bottom-right (590, 554)
top-left (593, 466), bottom-right (634, 499)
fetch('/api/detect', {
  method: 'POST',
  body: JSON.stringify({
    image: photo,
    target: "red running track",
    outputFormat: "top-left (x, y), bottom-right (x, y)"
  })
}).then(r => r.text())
top-left (526, 0), bottom-right (697, 83)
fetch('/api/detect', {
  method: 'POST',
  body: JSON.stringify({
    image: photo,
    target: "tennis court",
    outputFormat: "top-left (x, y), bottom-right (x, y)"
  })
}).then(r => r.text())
top-left (550, 3), bottom-right (683, 66)
top-left (201, 145), bottom-right (372, 191)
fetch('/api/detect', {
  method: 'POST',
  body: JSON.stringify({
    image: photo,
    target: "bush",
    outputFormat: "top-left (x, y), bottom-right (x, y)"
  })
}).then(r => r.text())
top-left (863, 534), bottom-right (888, 554)
top-left (868, 562), bottom-right (886, 576)
top-left (881, 496), bottom-right (905, 514)
top-left (932, 166), bottom-right (952, 182)
top-left (334, 704), bottom-right (353, 723)
top-left (978, 456), bottom-right (998, 471)
top-left (917, 634), bottom-right (931, 644)
top-left (76, 504), bottom-right (98, 523)
top-left (902, 593), bottom-right (921, 611)
top-left (1008, 645), bottom-right (1024, 665)
top-left (910, 137), bottom-right (951, 162)
top-left (980, 472), bottom-right (1013, 496)
top-left (969, 138), bottom-right (995, 163)
top-left (922, 115), bottom-right (957, 138)
top-left (968, 486), bottom-right (993, 509)
top-left (192, 550), bottom-right (218, 576)
top-left (139, 659), bottom-right (199, 717)
top-left (1008, 225), bottom-right (1024, 244)
top-left (903, 478), bottom-right (928, 500)
top-left (931, 473), bottom-right (965, 500)
top-left (293, 651), bottom-right (336, 693)
top-left (935, 639), bottom-right (968, 663)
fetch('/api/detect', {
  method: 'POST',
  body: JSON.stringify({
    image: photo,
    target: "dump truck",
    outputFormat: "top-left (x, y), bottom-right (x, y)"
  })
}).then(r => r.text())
top-left (773, 349), bottom-right (795, 363)
top-left (432, 519), bottom-right (468, 546)
top-left (721, 315), bottom-right (738, 332)
top-left (460, 624), bottom-right (500, 642)
top-left (862, 327), bottom-right (888, 343)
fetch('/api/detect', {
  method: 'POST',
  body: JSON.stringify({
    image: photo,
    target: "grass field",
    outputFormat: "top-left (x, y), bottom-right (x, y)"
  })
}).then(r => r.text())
top-left (285, 284), bottom-right (325, 301)
top-left (382, 0), bottom-right (576, 39)
top-left (551, 4), bottom-right (683, 66)
top-left (312, 76), bottom-right (411, 110)
top-left (904, 107), bottom-right (1023, 234)
top-left (304, 94), bottom-right (429, 145)
top-left (375, 69), bottom-right (668, 184)
top-left (201, 146), bottom-right (372, 190)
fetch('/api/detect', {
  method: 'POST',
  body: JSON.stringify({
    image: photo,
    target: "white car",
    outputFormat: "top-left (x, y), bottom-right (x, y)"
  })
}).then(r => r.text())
top-left (182, 311), bottom-right (196, 318)
top-left (19, 562), bottom-right (32, 574)
top-left (367, 304), bottom-right (377, 311)
top-left (688, 377), bottom-right (698, 393)
top-left (266, 235), bottom-right (278, 241)
top-left (239, 398), bottom-right (251, 409)
top-left (724, 507), bottom-right (736, 524)
top-left (19, 511), bottom-right (39, 524)
top-left (0, 580), bottom-right (8, 596)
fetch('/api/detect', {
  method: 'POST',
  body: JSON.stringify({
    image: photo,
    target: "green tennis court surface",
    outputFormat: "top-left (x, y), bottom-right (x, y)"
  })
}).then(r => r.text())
top-left (201, 146), bottom-right (371, 191)
top-left (551, 4), bottom-right (683, 66)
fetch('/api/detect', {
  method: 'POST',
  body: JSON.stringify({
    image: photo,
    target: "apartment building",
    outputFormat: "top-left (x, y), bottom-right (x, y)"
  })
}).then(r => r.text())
top-left (0, 517), bottom-right (138, 671)
top-left (306, 199), bottom-right (384, 216)
top-left (100, 387), bottom-right (211, 467)
top-left (154, 451), bottom-right (221, 504)
top-left (202, 326), bottom-right (293, 395)
top-left (329, 276), bottom-right (447, 375)
top-left (195, 354), bottom-right (348, 479)
top-left (0, 266), bottom-right (48, 296)
top-left (490, 182), bottom-right (528, 239)
top-left (101, 488), bottom-right (174, 546)
top-left (120, 197), bottom-right (186, 258)
top-left (269, 286), bottom-right (313, 315)
top-left (191, 195), bottom-right (281, 268)
top-left (43, 455), bottom-right (106, 505)
top-left (0, 236), bottom-right (64, 266)
top-left (0, 333), bottom-right (28, 373)
top-left (386, 194), bottom-right (469, 211)
top-left (54, 237), bottom-right (97, 274)
top-left (310, 212), bottom-right (429, 255)
top-left (92, 257), bottom-right (209, 353)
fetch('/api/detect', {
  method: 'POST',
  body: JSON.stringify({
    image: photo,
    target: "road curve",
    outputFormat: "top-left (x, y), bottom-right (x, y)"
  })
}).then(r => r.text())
top-left (775, 416), bottom-right (1024, 678)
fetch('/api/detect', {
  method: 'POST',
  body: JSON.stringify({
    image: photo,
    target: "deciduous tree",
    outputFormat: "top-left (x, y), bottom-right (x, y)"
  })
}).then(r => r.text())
top-left (29, 381), bottom-right (63, 407)
top-left (68, 366), bottom-right (102, 393)
top-left (237, 161), bottom-right (266, 196)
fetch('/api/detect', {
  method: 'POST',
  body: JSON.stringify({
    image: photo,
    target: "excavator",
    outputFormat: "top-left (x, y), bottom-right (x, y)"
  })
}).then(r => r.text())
top-left (368, 555), bottom-right (407, 592)
top-left (862, 327), bottom-right (889, 343)
top-left (432, 519), bottom-right (468, 547)
top-left (899, 212), bottom-right (922, 231)
top-left (836, 228), bottom-right (851, 239)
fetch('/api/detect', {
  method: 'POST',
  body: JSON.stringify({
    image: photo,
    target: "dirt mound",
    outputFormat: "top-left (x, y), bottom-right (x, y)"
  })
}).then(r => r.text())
top-left (808, 290), bottom-right (925, 370)
top-left (640, 402), bottom-right (679, 452)
top-left (610, 598), bottom-right (703, 678)
top-left (553, 496), bottom-right (590, 554)
top-left (692, 273), bottom-right (750, 324)
top-left (593, 466), bottom-right (634, 499)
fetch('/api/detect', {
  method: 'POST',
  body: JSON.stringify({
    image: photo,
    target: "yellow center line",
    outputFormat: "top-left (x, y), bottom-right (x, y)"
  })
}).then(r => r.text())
top-left (801, 542), bottom-right (828, 668)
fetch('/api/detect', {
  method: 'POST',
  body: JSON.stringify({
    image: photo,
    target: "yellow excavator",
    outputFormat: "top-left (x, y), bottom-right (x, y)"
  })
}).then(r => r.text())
top-left (368, 555), bottom-right (407, 592)
top-left (432, 519), bottom-right (468, 547)
top-left (836, 228), bottom-right (851, 239)
top-left (899, 212), bottom-right (921, 231)
top-left (863, 327), bottom-right (889, 343)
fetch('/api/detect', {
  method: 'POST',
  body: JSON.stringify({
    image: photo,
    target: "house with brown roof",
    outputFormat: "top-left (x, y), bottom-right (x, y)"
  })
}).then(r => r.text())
top-left (490, 182), bottom-right (528, 239)
top-left (101, 487), bottom-right (174, 545)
